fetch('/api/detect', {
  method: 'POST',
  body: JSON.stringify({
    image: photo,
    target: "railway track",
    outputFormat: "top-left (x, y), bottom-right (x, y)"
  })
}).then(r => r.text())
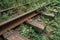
top-left (0, 12), bottom-right (39, 35)
top-left (0, 2), bottom-right (54, 26)
top-left (0, 2), bottom-right (56, 40)
top-left (0, 0), bottom-right (46, 26)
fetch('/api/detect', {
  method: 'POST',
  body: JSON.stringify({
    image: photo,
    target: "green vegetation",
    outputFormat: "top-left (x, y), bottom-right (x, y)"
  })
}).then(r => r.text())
top-left (0, 10), bottom-right (14, 22)
top-left (15, 24), bottom-right (47, 40)
top-left (0, 0), bottom-right (46, 10)
top-left (0, 0), bottom-right (38, 10)
top-left (0, 0), bottom-right (60, 40)
top-left (15, 0), bottom-right (60, 40)
top-left (0, 0), bottom-right (52, 23)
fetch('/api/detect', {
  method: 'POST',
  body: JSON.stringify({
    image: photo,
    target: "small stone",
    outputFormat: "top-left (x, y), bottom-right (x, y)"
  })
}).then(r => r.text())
top-left (53, 9), bottom-right (58, 13)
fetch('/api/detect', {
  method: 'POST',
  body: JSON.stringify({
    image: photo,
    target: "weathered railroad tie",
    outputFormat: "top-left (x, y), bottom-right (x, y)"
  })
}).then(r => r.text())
top-left (3, 30), bottom-right (29, 40)
top-left (26, 19), bottom-right (46, 30)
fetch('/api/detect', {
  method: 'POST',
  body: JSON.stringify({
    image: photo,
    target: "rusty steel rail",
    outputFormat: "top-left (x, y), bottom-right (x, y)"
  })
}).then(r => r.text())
top-left (0, 12), bottom-right (38, 35)
top-left (0, 9), bottom-right (38, 26)
top-left (0, 2), bottom-right (54, 26)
